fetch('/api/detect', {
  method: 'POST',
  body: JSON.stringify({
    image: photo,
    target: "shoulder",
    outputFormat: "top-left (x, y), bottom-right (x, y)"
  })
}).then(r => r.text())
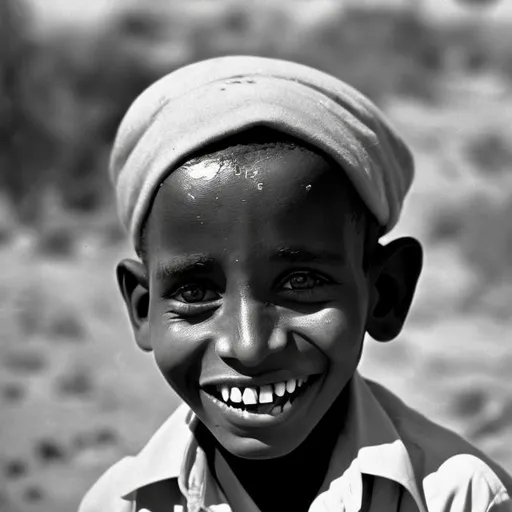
top-left (77, 403), bottom-right (192, 512)
top-left (77, 457), bottom-right (135, 512)
top-left (423, 454), bottom-right (511, 511)
top-left (364, 379), bottom-right (512, 509)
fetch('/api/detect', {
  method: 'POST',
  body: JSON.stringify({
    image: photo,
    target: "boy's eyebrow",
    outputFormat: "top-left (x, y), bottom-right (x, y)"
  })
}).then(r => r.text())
top-left (155, 255), bottom-right (216, 280)
top-left (271, 246), bottom-right (345, 265)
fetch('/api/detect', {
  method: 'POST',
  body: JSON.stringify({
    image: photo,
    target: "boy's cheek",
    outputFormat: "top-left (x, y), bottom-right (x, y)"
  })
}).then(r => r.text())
top-left (283, 306), bottom-right (365, 363)
top-left (149, 321), bottom-right (206, 394)
top-left (147, 300), bottom-right (366, 388)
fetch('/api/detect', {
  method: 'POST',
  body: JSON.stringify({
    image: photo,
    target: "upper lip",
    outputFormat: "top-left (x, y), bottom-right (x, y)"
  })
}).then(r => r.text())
top-left (200, 370), bottom-right (321, 389)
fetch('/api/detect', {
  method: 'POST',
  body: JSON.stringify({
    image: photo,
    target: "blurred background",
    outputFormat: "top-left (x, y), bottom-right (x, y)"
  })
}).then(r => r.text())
top-left (1, 0), bottom-right (512, 510)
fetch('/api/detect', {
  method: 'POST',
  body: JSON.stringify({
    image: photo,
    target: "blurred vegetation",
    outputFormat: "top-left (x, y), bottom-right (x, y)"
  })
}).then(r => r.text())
top-left (430, 196), bottom-right (512, 281)
top-left (2, 0), bottom-right (512, 223)
top-left (1, 1), bottom-right (512, 289)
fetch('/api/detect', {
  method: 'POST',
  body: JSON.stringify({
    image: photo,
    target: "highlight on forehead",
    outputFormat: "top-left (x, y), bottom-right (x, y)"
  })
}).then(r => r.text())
top-left (177, 127), bottom-right (312, 172)
top-left (175, 127), bottom-right (368, 224)
top-left (140, 128), bottom-right (379, 264)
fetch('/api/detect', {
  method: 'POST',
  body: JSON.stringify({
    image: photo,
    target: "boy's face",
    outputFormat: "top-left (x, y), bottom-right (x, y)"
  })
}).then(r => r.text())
top-left (142, 147), bottom-right (372, 460)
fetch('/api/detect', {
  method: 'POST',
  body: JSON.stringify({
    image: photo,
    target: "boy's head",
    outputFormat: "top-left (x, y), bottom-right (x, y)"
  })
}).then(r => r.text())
top-left (111, 57), bottom-right (422, 460)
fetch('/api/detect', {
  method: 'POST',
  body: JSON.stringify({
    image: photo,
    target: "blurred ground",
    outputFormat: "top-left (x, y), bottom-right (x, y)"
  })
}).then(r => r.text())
top-left (1, 1), bottom-right (512, 511)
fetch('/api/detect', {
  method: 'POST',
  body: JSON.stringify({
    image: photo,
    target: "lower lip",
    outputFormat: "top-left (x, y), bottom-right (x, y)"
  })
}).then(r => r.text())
top-left (201, 376), bottom-right (322, 428)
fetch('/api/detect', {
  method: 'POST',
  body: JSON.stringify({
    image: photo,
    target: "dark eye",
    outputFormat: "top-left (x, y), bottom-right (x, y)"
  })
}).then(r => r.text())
top-left (172, 284), bottom-right (219, 303)
top-left (281, 271), bottom-right (327, 290)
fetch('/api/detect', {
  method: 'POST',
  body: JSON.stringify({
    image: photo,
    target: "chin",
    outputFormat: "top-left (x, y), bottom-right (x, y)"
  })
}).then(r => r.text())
top-left (216, 431), bottom-right (306, 460)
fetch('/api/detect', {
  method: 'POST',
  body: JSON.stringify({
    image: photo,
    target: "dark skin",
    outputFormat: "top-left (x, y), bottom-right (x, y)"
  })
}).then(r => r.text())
top-left (202, 384), bottom-right (351, 511)
top-left (117, 144), bottom-right (422, 511)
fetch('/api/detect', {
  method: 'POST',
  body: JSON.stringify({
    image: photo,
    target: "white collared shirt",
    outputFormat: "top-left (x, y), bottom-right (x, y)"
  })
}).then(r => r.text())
top-left (78, 373), bottom-right (512, 512)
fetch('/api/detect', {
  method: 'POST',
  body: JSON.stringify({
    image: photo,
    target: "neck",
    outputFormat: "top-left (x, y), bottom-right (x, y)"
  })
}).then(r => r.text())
top-left (202, 385), bottom-right (351, 512)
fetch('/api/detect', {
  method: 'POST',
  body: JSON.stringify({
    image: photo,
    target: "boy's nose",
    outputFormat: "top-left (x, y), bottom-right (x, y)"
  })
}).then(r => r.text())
top-left (215, 295), bottom-right (287, 368)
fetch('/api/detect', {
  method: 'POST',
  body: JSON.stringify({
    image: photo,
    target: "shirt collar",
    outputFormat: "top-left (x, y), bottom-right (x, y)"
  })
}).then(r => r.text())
top-left (321, 372), bottom-right (427, 512)
top-left (118, 372), bottom-right (426, 510)
top-left (119, 403), bottom-right (194, 499)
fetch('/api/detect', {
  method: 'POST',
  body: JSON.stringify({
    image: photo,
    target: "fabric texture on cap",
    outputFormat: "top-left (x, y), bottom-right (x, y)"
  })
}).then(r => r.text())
top-left (109, 56), bottom-right (415, 255)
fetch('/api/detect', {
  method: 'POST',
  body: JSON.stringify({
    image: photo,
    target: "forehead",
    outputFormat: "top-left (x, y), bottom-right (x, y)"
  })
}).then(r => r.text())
top-left (145, 145), bottom-right (362, 259)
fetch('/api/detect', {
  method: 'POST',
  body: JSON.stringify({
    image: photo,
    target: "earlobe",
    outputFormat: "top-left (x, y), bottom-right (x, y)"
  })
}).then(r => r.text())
top-left (116, 259), bottom-right (152, 352)
top-left (366, 237), bottom-right (423, 342)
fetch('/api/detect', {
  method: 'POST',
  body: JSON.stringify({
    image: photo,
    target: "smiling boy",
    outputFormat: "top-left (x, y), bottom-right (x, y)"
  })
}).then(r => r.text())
top-left (79, 57), bottom-right (512, 512)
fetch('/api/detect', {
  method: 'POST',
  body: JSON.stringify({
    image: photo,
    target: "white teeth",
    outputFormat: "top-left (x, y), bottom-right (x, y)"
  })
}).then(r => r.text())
top-left (283, 400), bottom-right (292, 412)
top-left (230, 387), bottom-right (242, 403)
top-left (286, 379), bottom-right (296, 394)
top-left (220, 376), bottom-right (310, 408)
top-left (274, 382), bottom-right (286, 397)
top-left (242, 387), bottom-right (258, 405)
top-left (259, 385), bottom-right (273, 404)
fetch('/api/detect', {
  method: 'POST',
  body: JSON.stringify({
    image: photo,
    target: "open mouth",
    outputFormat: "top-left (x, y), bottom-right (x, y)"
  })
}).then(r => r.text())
top-left (204, 376), bottom-right (317, 416)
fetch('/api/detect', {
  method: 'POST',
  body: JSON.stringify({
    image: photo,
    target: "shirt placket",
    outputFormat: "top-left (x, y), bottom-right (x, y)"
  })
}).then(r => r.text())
top-left (185, 447), bottom-right (210, 512)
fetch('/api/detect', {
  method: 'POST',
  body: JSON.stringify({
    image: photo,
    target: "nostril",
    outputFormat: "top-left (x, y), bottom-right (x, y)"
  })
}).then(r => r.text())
top-left (215, 331), bottom-right (288, 367)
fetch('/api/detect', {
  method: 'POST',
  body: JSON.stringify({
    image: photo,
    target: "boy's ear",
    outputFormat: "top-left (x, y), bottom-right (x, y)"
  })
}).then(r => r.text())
top-left (366, 237), bottom-right (423, 342)
top-left (116, 259), bottom-right (152, 352)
